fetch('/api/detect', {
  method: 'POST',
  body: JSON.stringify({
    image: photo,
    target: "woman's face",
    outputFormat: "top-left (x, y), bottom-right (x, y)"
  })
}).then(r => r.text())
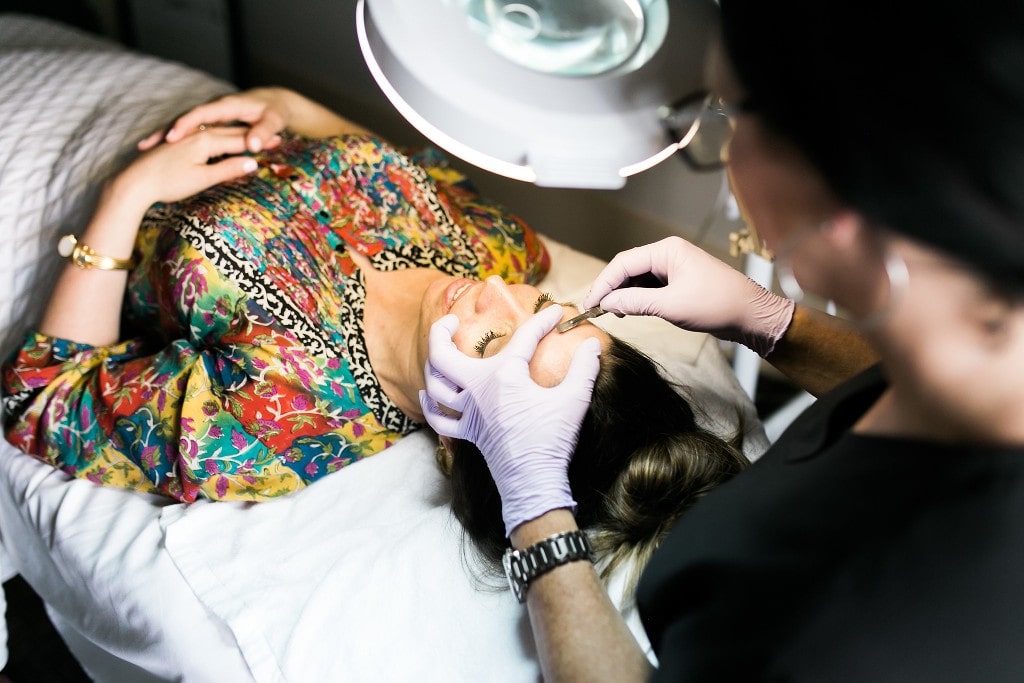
top-left (419, 275), bottom-right (609, 387)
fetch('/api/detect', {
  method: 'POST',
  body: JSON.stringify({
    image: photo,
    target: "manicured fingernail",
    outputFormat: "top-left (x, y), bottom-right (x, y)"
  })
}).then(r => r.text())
top-left (249, 137), bottom-right (262, 152)
top-left (242, 158), bottom-right (258, 172)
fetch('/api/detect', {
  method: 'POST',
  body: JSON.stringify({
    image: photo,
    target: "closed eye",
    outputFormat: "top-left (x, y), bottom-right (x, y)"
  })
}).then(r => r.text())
top-left (474, 330), bottom-right (502, 356)
top-left (475, 292), bottom-right (559, 356)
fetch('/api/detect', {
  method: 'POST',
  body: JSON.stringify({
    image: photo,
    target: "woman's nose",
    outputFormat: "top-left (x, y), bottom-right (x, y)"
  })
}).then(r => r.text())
top-left (476, 276), bottom-right (524, 316)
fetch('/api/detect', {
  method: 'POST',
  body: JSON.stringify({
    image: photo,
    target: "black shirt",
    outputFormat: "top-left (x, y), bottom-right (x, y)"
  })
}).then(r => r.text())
top-left (637, 366), bottom-right (1024, 681)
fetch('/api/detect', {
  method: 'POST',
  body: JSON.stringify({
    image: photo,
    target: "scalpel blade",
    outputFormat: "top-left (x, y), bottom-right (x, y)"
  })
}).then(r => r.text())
top-left (556, 306), bottom-right (605, 333)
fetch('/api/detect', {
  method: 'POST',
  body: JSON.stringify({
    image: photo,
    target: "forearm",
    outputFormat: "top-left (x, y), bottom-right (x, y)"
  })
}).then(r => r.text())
top-left (39, 180), bottom-right (149, 346)
top-left (765, 304), bottom-right (879, 396)
top-left (511, 510), bottom-right (653, 683)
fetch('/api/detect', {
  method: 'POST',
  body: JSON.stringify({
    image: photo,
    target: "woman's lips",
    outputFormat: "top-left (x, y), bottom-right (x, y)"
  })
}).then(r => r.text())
top-left (445, 278), bottom-right (476, 313)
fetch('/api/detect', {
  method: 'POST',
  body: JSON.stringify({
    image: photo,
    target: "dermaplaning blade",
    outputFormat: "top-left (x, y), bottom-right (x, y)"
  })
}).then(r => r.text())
top-left (556, 307), bottom-right (605, 333)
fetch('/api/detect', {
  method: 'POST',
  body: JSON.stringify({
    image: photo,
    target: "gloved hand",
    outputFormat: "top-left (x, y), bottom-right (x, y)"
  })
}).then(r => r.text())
top-left (583, 236), bottom-right (795, 357)
top-left (418, 305), bottom-right (602, 536)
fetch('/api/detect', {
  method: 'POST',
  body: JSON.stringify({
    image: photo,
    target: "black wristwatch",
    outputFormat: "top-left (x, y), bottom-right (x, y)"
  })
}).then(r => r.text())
top-left (503, 530), bottom-right (594, 603)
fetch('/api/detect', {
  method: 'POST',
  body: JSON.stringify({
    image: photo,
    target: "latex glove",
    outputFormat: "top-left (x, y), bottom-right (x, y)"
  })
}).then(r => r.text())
top-left (419, 305), bottom-right (602, 536)
top-left (583, 236), bottom-right (794, 357)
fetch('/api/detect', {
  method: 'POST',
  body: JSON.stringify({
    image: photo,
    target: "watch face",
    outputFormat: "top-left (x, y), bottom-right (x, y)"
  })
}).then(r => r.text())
top-left (57, 234), bottom-right (77, 258)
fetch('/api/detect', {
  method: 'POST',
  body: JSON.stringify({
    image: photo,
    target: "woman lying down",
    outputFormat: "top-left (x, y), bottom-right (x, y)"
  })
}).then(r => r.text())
top-left (1, 87), bottom-right (746, 585)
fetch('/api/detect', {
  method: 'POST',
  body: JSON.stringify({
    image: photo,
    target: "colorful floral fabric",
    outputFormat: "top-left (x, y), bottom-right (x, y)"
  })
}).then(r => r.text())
top-left (2, 134), bottom-right (549, 502)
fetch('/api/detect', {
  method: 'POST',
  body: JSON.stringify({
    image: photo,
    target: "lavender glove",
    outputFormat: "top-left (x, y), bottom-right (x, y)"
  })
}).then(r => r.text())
top-left (583, 236), bottom-right (795, 357)
top-left (418, 305), bottom-right (602, 536)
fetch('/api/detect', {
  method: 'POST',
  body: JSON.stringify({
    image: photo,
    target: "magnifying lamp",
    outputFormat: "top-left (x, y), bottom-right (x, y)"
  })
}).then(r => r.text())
top-left (356, 0), bottom-right (720, 189)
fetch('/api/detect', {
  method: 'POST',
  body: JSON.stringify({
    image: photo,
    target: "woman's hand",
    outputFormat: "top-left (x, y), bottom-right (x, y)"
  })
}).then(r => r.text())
top-left (583, 236), bottom-right (795, 357)
top-left (117, 126), bottom-right (258, 212)
top-left (138, 87), bottom-right (372, 154)
top-left (419, 305), bottom-right (602, 536)
top-left (138, 87), bottom-right (294, 154)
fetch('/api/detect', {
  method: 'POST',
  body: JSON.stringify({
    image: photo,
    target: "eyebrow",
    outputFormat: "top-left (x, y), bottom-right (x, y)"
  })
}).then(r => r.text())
top-left (534, 294), bottom-right (575, 314)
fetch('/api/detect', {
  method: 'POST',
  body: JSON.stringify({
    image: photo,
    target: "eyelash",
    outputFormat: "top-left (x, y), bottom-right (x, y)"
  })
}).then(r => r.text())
top-left (474, 292), bottom-right (555, 356)
top-left (474, 330), bottom-right (501, 356)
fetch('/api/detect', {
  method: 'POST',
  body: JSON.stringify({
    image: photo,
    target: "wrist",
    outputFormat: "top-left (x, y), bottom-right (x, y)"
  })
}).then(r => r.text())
top-left (509, 508), bottom-right (579, 549)
top-left (743, 287), bottom-right (795, 357)
top-left (105, 172), bottom-right (157, 218)
top-left (77, 180), bottom-right (149, 260)
top-left (503, 528), bottom-right (594, 603)
top-left (501, 482), bottom-right (577, 538)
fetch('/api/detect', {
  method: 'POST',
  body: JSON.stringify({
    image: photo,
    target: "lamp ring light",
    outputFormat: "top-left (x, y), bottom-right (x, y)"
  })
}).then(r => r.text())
top-left (356, 0), bottom-right (719, 189)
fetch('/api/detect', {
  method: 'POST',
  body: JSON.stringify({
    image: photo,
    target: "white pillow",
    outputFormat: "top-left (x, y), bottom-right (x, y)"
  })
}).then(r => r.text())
top-left (0, 14), bottom-right (234, 360)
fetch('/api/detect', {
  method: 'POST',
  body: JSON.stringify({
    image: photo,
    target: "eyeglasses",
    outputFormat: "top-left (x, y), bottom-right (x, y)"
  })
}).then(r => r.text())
top-left (659, 91), bottom-right (738, 171)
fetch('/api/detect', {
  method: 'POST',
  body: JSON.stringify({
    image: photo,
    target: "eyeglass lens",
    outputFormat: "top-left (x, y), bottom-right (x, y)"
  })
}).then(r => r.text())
top-left (660, 94), bottom-right (735, 170)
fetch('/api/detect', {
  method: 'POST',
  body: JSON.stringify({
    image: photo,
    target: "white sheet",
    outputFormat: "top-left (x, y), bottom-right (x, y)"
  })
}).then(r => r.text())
top-left (0, 14), bottom-right (767, 681)
top-left (0, 14), bottom-right (233, 675)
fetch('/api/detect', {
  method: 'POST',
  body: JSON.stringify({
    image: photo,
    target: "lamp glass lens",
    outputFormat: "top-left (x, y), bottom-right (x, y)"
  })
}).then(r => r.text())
top-left (459, 0), bottom-right (665, 76)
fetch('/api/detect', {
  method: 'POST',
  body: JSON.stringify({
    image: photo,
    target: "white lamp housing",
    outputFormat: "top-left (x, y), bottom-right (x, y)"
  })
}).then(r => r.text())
top-left (356, 0), bottom-right (719, 189)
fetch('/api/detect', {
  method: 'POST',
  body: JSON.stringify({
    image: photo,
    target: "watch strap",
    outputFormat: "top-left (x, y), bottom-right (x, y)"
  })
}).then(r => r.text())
top-left (503, 530), bottom-right (594, 603)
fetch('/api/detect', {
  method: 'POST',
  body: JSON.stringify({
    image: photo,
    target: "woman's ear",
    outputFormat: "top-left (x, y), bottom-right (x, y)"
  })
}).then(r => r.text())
top-left (434, 436), bottom-right (455, 476)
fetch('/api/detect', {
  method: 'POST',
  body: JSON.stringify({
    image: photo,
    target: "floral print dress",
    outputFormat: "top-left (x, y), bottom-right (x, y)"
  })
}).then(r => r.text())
top-left (1, 134), bottom-right (549, 502)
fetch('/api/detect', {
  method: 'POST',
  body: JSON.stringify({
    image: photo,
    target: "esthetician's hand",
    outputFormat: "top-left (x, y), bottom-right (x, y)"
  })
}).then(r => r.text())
top-left (419, 305), bottom-right (602, 536)
top-left (583, 236), bottom-right (795, 357)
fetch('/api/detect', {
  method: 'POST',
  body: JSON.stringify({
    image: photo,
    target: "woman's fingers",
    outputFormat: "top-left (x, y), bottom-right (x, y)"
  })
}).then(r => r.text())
top-left (202, 154), bottom-right (259, 186)
top-left (164, 98), bottom-right (250, 142)
top-left (139, 90), bottom-right (292, 152)
top-left (139, 127), bottom-right (259, 205)
top-left (243, 112), bottom-right (287, 152)
top-left (253, 133), bottom-right (283, 152)
top-left (192, 127), bottom-right (259, 182)
top-left (190, 126), bottom-right (252, 159)
top-left (137, 127), bottom-right (167, 151)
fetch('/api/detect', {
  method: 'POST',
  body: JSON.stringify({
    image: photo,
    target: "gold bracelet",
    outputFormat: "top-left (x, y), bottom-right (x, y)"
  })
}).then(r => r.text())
top-left (57, 234), bottom-right (136, 271)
